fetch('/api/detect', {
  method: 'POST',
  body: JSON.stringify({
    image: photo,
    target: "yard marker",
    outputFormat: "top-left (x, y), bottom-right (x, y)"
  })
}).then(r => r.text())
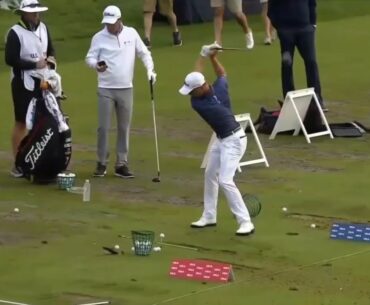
top-left (0, 300), bottom-right (31, 305)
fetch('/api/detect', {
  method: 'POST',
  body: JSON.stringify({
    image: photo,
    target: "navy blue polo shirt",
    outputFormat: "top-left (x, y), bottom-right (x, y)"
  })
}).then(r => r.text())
top-left (191, 76), bottom-right (239, 138)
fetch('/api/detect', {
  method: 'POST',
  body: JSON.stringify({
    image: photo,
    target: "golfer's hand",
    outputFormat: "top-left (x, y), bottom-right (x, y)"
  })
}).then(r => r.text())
top-left (96, 63), bottom-right (107, 72)
top-left (200, 44), bottom-right (213, 57)
top-left (36, 59), bottom-right (47, 69)
top-left (147, 70), bottom-right (157, 84)
top-left (200, 42), bottom-right (221, 57)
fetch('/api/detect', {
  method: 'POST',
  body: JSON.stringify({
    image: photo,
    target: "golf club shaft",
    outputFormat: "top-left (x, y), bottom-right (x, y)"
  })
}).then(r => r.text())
top-left (158, 241), bottom-right (198, 251)
top-left (78, 302), bottom-right (110, 305)
top-left (213, 47), bottom-right (248, 51)
top-left (118, 235), bottom-right (198, 251)
top-left (0, 300), bottom-right (31, 305)
top-left (150, 79), bottom-right (161, 179)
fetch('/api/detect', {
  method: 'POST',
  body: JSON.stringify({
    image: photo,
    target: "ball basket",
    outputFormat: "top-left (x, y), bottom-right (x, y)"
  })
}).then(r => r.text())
top-left (57, 173), bottom-right (76, 190)
top-left (131, 230), bottom-right (155, 256)
top-left (243, 193), bottom-right (262, 218)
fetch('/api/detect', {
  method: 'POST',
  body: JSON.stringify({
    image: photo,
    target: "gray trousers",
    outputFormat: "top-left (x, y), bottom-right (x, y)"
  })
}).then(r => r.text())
top-left (97, 88), bottom-right (133, 167)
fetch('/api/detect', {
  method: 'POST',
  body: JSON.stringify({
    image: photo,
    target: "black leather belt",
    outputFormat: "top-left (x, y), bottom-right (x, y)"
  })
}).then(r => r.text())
top-left (217, 126), bottom-right (242, 139)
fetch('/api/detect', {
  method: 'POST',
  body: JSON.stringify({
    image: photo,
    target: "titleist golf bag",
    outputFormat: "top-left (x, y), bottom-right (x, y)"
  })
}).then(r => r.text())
top-left (15, 92), bottom-right (72, 183)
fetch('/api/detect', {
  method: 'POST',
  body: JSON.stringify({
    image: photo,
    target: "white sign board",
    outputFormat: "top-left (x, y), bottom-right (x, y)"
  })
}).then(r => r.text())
top-left (201, 113), bottom-right (269, 171)
top-left (269, 88), bottom-right (333, 143)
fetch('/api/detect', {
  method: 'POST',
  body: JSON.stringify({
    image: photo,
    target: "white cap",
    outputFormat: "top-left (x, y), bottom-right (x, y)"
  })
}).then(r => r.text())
top-left (179, 72), bottom-right (206, 95)
top-left (18, 0), bottom-right (48, 13)
top-left (101, 5), bottom-right (121, 24)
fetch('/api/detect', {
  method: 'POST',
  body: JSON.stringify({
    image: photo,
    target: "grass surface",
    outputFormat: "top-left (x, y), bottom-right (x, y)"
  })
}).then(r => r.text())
top-left (0, 1), bottom-right (370, 305)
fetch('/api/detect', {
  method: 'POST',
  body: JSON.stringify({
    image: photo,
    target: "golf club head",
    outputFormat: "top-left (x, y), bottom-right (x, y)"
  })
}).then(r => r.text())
top-left (102, 246), bottom-right (119, 255)
top-left (152, 177), bottom-right (160, 183)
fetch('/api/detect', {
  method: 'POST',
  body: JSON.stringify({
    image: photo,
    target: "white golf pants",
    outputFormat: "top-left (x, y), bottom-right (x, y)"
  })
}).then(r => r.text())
top-left (202, 128), bottom-right (251, 224)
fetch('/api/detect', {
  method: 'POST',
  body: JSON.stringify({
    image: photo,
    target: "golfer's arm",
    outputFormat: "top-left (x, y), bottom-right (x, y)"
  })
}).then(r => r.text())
top-left (210, 55), bottom-right (225, 77)
top-left (194, 56), bottom-right (206, 73)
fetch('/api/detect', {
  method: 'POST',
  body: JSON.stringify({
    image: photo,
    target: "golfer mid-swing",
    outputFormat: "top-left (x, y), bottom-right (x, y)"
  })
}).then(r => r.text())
top-left (179, 45), bottom-right (254, 236)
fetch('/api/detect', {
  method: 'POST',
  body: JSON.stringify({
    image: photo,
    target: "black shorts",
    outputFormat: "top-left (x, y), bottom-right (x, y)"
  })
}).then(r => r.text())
top-left (11, 77), bottom-right (41, 123)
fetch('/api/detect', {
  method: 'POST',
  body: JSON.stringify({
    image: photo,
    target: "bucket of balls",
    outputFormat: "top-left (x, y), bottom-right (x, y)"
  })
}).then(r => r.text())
top-left (57, 172), bottom-right (76, 190)
top-left (131, 230), bottom-right (155, 256)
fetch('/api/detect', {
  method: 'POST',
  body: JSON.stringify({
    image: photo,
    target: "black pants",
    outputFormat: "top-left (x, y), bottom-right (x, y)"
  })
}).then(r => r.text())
top-left (278, 25), bottom-right (323, 105)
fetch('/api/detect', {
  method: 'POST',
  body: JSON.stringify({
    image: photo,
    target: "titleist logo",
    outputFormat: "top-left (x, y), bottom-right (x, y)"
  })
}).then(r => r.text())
top-left (25, 128), bottom-right (54, 170)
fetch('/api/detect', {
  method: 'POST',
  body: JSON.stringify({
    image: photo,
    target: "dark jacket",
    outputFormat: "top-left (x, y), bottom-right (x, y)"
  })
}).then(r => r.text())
top-left (268, 0), bottom-right (317, 30)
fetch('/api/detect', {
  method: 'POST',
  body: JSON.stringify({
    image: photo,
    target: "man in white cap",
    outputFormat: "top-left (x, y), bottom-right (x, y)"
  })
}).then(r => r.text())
top-left (86, 5), bottom-right (156, 178)
top-left (178, 45), bottom-right (255, 236)
top-left (5, 0), bottom-right (55, 177)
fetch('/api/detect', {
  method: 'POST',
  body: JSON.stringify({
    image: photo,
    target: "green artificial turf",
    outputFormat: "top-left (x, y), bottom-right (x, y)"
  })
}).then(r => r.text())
top-left (0, 1), bottom-right (369, 305)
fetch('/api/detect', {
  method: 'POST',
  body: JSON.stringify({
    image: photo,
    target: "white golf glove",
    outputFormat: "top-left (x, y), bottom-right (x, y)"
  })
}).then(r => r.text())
top-left (147, 70), bottom-right (157, 84)
top-left (200, 42), bottom-right (222, 57)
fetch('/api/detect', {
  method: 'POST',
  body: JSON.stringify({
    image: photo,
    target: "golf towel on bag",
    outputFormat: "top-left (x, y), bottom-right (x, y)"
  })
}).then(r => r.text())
top-left (16, 94), bottom-right (72, 183)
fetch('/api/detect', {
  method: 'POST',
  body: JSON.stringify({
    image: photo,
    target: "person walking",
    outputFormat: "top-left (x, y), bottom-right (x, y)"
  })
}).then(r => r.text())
top-left (260, 0), bottom-right (275, 45)
top-left (211, 0), bottom-right (254, 49)
top-left (268, 0), bottom-right (325, 108)
top-left (142, 0), bottom-right (182, 48)
top-left (86, 5), bottom-right (156, 178)
top-left (178, 44), bottom-right (255, 236)
top-left (5, 0), bottom-right (55, 177)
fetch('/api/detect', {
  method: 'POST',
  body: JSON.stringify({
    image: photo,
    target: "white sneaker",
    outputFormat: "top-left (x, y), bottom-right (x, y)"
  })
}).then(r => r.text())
top-left (246, 31), bottom-right (254, 50)
top-left (191, 218), bottom-right (217, 228)
top-left (236, 221), bottom-right (255, 236)
top-left (264, 36), bottom-right (272, 45)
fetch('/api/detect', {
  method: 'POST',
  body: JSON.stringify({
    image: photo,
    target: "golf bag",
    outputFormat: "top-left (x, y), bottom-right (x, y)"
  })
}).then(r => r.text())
top-left (249, 99), bottom-right (324, 134)
top-left (15, 92), bottom-right (72, 183)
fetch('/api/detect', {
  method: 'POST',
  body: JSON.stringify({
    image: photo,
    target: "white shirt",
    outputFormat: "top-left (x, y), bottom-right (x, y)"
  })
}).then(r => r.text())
top-left (85, 25), bottom-right (154, 89)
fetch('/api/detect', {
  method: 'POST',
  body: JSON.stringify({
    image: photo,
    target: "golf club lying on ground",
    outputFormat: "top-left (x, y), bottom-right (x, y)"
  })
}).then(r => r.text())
top-left (0, 300), bottom-right (31, 305)
top-left (78, 301), bottom-right (110, 305)
top-left (150, 78), bottom-right (161, 183)
top-left (118, 235), bottom-right (198, 251)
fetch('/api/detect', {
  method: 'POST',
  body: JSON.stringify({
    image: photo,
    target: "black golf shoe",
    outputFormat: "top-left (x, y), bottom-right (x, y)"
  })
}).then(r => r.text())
top-left (115, 165), bottom-right (134, 179)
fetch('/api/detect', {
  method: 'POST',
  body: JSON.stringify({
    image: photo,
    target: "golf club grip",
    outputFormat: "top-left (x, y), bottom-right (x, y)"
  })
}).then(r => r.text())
top-left (213, 47), bottom-right (245, 51)
top-left (149, 78), bottom-right (154, 100)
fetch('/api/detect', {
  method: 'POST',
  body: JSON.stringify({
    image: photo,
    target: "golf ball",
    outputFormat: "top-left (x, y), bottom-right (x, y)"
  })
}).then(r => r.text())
top-left (114, 244), bottom-right (120, 250)
top-left (160, 233), bottom-right (165, 238)
top-left (131, 247), bottom-right (135, 251)
top-left (13, 208), bottom-right (19, 213)
top-left (153, 246), bottom-right (161, 252)
top-left (310, 223), bottom-right (317, 228)
top-left (282, 207), bottom-right (288, 212)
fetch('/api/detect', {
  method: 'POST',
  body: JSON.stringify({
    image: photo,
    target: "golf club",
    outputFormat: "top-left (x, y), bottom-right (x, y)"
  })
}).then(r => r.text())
top-left (118, 235), bottom-right (198, 251)
top-left (0, 300), bottom-right (31, 305)
top-left (212, 47), bottom-right (249, 52)
top-left (77, 302), bottom-right (110, 305)
top-left (150, 78), bottom-right (161, 183)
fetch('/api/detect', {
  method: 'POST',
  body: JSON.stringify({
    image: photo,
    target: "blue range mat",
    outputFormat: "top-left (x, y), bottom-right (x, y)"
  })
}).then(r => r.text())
top-left (330, 223), bottom-right (370, 243)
